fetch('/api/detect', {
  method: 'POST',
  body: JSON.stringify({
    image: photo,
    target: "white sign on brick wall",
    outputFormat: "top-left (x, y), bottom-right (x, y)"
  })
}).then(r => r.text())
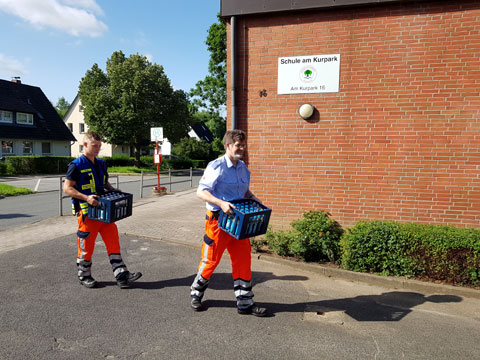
top-left (278, 54), bottom-right (340, 94)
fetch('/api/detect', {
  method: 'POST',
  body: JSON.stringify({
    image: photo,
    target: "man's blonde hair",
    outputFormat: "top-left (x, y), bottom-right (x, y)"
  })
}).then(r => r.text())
top-left (83, 131), bottom-right (102, 144)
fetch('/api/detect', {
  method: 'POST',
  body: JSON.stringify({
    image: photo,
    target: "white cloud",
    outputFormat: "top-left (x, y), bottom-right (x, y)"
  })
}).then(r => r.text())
top-left (0, 53), bottom-right (28, 78)
top-left (0, 0), bottom-right (107, 37)
top-left (61, 0), bottom-right (103, 15)
top-left (145, 54), bottom-right (153, 63)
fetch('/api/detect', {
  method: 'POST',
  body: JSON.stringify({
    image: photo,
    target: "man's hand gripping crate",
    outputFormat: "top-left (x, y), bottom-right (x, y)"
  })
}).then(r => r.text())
top-left (218, 199), bottom-right (271, 240)
top-left (87, 191), bottom-right (133, 223)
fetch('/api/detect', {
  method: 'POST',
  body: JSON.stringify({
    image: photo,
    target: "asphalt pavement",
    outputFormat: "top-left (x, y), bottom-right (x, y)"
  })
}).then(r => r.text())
top-left (0, 188), bottom-right (479, 359)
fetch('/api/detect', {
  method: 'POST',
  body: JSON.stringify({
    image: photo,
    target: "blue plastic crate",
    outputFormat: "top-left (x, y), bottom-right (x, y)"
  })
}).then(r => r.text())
top-left (87, 191), bottom-right (133, 223)
top-left (218, 199), bottom-right (272, 240)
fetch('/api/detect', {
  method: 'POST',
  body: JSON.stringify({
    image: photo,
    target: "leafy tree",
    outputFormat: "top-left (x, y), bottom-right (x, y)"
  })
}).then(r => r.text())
top-left (78, 51), bottom-right (192, 165)
top-left (55, 97), bottom-right (71, 118)
top-left (190, 14), bottom-right (226, 116)
top-left (211, 138), bottom-right (224, 156)
top-left (172, 137), bottom-right (213, 160)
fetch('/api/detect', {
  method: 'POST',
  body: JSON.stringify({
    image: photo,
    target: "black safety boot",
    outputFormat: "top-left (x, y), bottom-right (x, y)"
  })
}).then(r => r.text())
top-left (79, 276), bottom-right (97, 288)
top-left (191, 298), bottom-right (206, 312)
top-left (237, 305), bottom-right (267, 317)
top-left (117, 271), bottom-right (142, 289)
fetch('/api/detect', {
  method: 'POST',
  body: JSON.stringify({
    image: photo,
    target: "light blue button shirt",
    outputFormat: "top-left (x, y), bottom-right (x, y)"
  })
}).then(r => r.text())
top-left (198, 155), bottom-right (250, 211)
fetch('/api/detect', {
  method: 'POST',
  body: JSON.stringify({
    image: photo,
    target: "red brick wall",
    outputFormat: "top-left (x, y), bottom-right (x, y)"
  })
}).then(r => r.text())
top-left (226, 0), bottom-right (480, 229)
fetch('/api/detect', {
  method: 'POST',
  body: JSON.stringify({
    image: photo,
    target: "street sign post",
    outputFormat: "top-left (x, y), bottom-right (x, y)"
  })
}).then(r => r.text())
top-left (150, 127), bottom-right (166, 193)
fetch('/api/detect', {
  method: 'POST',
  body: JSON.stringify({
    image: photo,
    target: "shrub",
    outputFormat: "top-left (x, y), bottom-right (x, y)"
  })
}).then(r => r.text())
top-left (340, 221), bottom-right (480, 285)
top-left (290, 211), bottom-right (344, 262)
top-left (4, 156), bottom-right (74, 175)
top-left (102, 155), bottom-right (134, 167)
top-left (265, 211), bottom-right (343, 262)
top-left (191, 159), bottom-right (208, 168)
top-left (140, 156), bottom-right (155, 168)
top-left (402, 223), bottom-right (480, 285)
top-left (172, 138), bottom-right (214, 161)
top-left (250, 237), bottom-right (266, 253)
top-left (0, 160), bottom-right (13, 175)
top-left (340, 221), bottom-right (418, 276)
top-left (265, 228), bottom-right (294, 257)
top-left (164, 158), bottom-right (193, 169)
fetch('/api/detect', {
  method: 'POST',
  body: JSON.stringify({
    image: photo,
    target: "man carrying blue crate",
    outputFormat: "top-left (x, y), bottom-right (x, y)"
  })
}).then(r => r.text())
top-left (64, 131), bottom-right (142, 289)
top-left (190, 129), bottom-right (267, 317)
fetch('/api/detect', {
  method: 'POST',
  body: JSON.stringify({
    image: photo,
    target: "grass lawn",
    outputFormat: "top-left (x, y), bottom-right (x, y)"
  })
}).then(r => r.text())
top-left (0, 183), bottom-right (35, 196)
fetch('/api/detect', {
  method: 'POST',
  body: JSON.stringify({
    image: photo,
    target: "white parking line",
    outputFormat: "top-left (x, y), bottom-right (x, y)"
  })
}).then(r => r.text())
top-left (34, 179), bottom-right (41, 191)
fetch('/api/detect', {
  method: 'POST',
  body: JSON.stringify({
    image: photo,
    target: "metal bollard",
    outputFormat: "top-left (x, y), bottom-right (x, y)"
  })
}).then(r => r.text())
top-left (59, 176), bottom-right (63, 216)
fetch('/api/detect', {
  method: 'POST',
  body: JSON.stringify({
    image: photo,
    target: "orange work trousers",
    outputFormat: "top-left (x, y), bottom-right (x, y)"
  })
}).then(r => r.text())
top-left (76, 214), bottom-right (126, 279)
top-left (191, 211), bottom-right (255, 310)
top-left (196, 210), bottom-right (251, 281)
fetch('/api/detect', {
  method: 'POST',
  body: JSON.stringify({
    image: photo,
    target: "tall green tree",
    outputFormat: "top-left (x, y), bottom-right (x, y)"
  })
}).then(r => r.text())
top-left (190, 14), bottom-right (226, 116)
top-left (78, 51), bottom-right (192, 164)
top-left (55, 97), bottom-right (71, 118)
top-left (172, 137), bottom-right (213, 160)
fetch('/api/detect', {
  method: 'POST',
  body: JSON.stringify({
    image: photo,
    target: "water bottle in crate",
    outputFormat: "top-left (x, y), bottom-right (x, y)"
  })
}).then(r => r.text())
top-left (87, 191), bottom-right (133, 223)
top-left (218, 199), bottom-right (271, 240)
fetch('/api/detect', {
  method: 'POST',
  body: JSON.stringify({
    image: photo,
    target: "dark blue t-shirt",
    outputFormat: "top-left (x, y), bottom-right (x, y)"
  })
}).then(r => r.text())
top-left (66, 157), bottom-right (109, 187)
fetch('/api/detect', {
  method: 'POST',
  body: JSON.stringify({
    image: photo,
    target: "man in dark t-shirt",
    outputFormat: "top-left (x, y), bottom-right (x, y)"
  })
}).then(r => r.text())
top-left (64, 131), bottom-right (142, 289)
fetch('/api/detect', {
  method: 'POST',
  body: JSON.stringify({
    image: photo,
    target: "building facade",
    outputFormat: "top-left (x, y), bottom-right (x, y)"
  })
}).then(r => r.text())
top-left (221, 0), bottom-right (480, 228)
top-left (0, 78), bottom-right (75, 157)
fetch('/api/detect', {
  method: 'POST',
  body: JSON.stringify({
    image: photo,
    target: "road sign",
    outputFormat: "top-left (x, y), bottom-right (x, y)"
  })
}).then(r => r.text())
top-left (151, 127), bottom-right (163, 142)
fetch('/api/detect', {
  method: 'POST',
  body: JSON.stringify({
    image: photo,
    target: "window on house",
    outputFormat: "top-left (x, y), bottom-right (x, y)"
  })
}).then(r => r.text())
top-left (79, 123), bottom-right (85, 134)
top-left (0, 110), bottom-right (13, 123)
top-left (42, 142), bottom-right (51, 154)
top-left (67, 123), bottom-right (73, 132)
top-left (23, 141), bottom-right (33, 154)
top-left (79, 144), bottom-right (84, 153)
top-left (17, 112), bottom-right (34, 125)
top-left (2, 141), bottom-right (14, 154)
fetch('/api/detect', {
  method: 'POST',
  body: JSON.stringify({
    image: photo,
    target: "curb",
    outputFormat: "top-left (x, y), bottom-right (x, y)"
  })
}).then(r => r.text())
top-left (255, 253), bottom-right (480, 300)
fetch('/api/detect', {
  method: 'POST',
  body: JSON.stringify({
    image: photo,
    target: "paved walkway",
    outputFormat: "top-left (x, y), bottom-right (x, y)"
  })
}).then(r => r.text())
top-left (1, 188), bottom-right (478, 299)
top-left (1, 189), bottom-right (480, 359)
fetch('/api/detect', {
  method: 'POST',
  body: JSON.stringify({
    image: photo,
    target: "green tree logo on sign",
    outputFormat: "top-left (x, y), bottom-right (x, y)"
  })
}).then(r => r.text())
top-left (300, 66), bottom-right (316, 83)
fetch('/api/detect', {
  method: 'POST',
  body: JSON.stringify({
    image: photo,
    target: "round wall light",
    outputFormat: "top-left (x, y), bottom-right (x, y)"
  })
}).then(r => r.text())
top-left (298, 103), bottom-right (315, 119)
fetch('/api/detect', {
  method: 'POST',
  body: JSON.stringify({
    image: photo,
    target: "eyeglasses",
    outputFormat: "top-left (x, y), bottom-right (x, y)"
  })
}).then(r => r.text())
top-left (231, 143), bottom-right (246, 149)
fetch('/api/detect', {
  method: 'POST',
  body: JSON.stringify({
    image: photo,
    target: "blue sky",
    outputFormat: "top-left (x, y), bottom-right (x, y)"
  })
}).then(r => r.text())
top-left (0, 0), bottom-right (220, 106)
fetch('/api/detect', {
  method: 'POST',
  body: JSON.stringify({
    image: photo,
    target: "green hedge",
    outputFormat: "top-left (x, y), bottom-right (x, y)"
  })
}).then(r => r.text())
top-left (402, 223), bottom-right (480, 285)
top-left (164, 158), bottom-right (194, 169)
top-left (340, 221), bottom-right (418, 276)
top-left (341, 221), bottom-right (480, 285)
top-left (266, 212), bottom-right (480, 286)
top-left (101, 155), bottom-right (134, 167)
top-left (1, 156), bottom-right (75, 175)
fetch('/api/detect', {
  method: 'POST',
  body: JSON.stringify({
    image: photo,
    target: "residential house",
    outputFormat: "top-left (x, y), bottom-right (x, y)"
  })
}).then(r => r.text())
top-left (0, 78), bottom-right (75, 157)
top-left (188, 123), bottom-right (214, 143)
top-left (64, 95), bottom-right (133, 158)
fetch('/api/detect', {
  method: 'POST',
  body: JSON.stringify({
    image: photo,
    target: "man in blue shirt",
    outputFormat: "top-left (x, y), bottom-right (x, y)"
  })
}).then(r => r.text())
top-left (190, 129), bottom-right (267, 317)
